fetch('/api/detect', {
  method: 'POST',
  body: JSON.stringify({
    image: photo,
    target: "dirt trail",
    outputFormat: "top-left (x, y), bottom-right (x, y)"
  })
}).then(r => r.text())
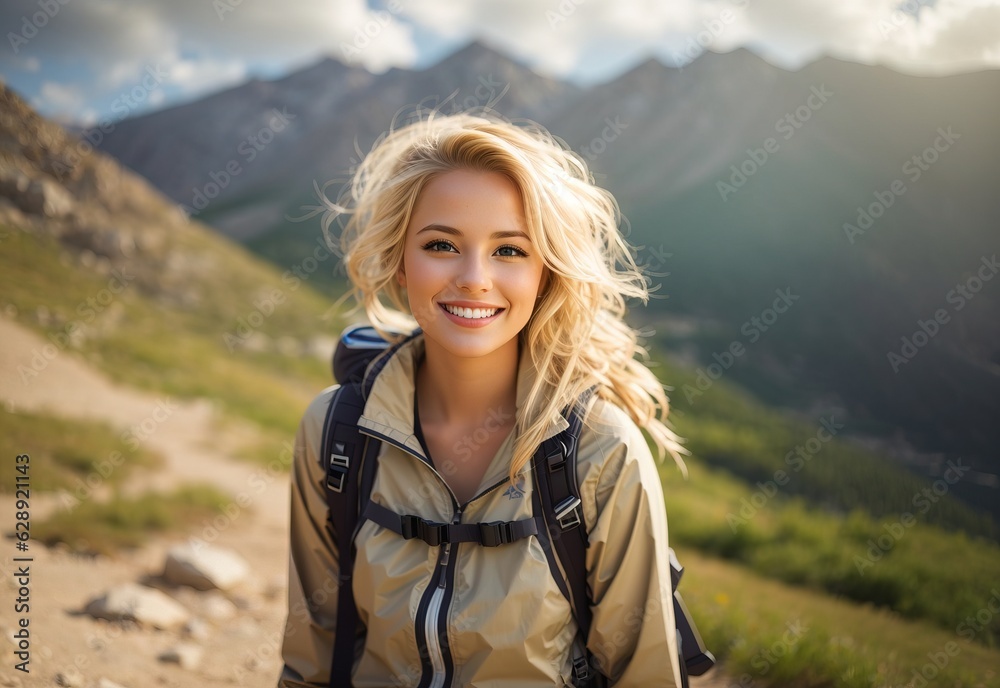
top-left (0, 315), bottom-right (286, 523)
top-left (1, 315), bottom-right (291, 687)
top-left (0, 315), bottom-right (728, 687)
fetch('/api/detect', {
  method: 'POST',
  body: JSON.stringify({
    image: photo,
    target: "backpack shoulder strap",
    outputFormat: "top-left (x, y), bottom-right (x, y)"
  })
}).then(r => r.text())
top-left (324, 328), bottom-right (420, 683)
top-left (530, 386), bottom-right (597, 686)
top-left (669, 551), bottom-right (716, 679)
top-left (535, 389), bottom-right (714, 687)
top-left (321, 381), bottom-right (379, 684)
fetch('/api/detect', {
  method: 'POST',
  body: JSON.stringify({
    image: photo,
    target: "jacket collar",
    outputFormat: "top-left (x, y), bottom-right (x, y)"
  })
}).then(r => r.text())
top-left (357, 331), bottom-right (569, 463)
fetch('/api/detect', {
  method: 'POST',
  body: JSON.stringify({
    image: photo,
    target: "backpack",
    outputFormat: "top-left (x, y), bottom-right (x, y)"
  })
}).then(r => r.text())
top-left (320, 324), bottom-right (715, 687)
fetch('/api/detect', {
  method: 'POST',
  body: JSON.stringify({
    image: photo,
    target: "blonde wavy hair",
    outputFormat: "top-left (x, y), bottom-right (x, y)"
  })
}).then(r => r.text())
top-left (320, 111), bottom-right (687, 482)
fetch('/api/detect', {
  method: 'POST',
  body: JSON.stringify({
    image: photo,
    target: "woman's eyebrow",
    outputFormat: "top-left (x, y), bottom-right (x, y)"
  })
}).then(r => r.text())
top-left (416, 224), bottom-right (531, 241)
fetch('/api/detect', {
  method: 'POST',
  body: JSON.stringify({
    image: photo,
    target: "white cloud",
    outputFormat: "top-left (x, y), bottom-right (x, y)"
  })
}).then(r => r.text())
top-left (179, 0), bottom-right (419, 71)
top-left (32, 82), bottom-right (87, 122)
top-left (5, 0), bottom-right (999, 125)
top-left (0, 0), bottom-right (421, 124)
top-left (165, 56), bottom-right (248, 95)
top-left (400, 0), bottom-right (1000, 79)
top-left (888, 1), bottom-right (1000, 70)
top-left (79, 108), bottom-right (100, 127)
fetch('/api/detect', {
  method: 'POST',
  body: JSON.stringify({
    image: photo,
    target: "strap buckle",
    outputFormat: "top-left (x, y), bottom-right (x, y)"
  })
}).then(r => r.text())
top-left (478, 520), bottom-right (514, 547)
top-left (400, 515), bottom-right (446, 547)
top-left (571, 654), bottom-right (592, 683)
top-left (554, 496), bottom-right (582, 530)
top-left (325, 444), bottom-right (351, 493)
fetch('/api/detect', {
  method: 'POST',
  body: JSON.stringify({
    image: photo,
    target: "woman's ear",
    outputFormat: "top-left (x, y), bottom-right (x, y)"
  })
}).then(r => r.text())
top-left (397, 266), bottom-right (406, 288)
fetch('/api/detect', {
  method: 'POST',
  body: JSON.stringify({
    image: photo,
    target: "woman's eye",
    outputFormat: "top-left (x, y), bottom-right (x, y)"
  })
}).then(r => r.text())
top-left (423, 240), bottom-right (457, 252)
top-left (496, 244), bottom-right (528, 258)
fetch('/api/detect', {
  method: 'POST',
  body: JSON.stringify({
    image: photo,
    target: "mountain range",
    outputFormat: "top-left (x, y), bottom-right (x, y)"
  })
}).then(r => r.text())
top-left (90, 41), bottom-right (1000, 521)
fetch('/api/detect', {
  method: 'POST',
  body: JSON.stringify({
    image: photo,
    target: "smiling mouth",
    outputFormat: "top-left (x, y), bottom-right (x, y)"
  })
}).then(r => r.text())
top-left (439, 304), bottom-right (505, 319)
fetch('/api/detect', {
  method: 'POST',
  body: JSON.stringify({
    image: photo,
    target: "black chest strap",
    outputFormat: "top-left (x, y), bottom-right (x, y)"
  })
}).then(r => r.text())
top-left (363, 500), bottom-right (542, 547)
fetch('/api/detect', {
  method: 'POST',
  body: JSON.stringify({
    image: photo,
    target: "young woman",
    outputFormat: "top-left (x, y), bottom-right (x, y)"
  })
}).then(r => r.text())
top-left (278, 112), bottom-right (688, 687)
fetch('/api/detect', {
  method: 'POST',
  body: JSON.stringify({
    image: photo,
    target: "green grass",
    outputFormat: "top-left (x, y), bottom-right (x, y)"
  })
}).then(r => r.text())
top-left (0, 407), bottom-right (163, 493)
top-left (679, 548), bottom-right (1000, 687)
top-left (32, 484), bottom-right (233, 556)
top-left (660, 458), bottom-right (1000, 647)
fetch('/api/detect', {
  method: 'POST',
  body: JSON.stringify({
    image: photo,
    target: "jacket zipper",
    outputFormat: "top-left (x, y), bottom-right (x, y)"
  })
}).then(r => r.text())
top-left (359, 426), bottom-right (520, 687)
top-left (414, 506), bottom-right (462, 688)
top-left (423, 509), bottom-right (460, 688)
top-left (357, 428), bottom-right (460, 687)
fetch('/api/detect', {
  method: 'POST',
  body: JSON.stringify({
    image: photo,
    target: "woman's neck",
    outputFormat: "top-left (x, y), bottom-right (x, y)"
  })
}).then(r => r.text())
top-left (416, 336), bottom-right (520, 429)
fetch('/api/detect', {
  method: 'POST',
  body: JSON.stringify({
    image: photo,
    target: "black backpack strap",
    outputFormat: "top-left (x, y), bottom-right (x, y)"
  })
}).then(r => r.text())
top-left (531, 386), bottom-right (598, 687)
top-left (360, 328), bottom-right (422, 398)
top-left (324, 329), bottom-right (418, 684)
top-left (321, 382), bottom-right (376, 685)
top-left (669, 550), bottom-right (716, 679)
top-left (535, 387), bottom-right (714, 686)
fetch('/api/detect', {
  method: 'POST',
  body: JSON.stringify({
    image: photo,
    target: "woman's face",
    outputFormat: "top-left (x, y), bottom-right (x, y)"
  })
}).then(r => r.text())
top-left (398, 168), bottom-right (548, 361)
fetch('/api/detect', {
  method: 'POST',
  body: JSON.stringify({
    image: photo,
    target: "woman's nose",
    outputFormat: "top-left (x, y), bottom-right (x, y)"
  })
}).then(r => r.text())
top-left (455, 254), bottom-right (493, 293)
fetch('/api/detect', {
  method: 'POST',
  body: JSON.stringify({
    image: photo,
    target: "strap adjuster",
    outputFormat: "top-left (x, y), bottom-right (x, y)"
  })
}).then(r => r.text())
top-left (554, 496), bottom-right (582, 530)
top-left (572, 655), bottom-right (591, 683)
top-left (325, 446), bottom-right (350, 493)
top-left (326, 454), bottom-right (351, 492)
top-left (478, 520), bottom-right (514, 547)
top-left (546, 440), bottom-right (568, 472)
top-left (400, 514), bottom-right (418, 539)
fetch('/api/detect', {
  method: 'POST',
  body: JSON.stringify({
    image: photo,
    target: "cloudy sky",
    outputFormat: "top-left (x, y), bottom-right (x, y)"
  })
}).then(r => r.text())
top-left (2, 0), bottom-right (999, 126)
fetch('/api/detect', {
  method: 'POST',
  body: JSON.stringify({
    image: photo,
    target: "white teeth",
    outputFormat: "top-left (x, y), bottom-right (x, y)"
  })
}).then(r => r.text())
top-left (443, 304), bottom-right (499, 319)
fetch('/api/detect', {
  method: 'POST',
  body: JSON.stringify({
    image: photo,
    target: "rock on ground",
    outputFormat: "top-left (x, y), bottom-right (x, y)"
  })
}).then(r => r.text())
top-left (158, 642), bottom-right (204, 670)
top-left (163, 542), bottom-right (251, 591)
top-left (84, 583), bottom-right (190, 630)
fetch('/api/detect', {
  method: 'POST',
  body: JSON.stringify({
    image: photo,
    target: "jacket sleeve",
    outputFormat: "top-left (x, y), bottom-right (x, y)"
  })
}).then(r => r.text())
top-left (278, 387), bottom-right (341, 688)
top-left (583, 405), bottom-right (682, 687)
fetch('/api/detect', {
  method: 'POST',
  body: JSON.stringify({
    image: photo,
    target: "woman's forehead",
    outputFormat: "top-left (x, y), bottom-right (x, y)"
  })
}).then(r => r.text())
top-left (407, 169), bottom-right (530, 238)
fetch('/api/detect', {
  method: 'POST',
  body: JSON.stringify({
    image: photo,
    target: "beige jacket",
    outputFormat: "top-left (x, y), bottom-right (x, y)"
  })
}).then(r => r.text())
top-left (278, 333), bottom-right (682, 687)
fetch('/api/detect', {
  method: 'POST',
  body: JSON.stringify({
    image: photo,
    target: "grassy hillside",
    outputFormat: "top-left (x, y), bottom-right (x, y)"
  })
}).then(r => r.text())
top-left (644, 338), bottom-right (996, 540)
top-left (679, 547), bottom-right (1000, 687)
top-left (0, 406), bottom-right (162, 493)
top-left (633, 337), bottom-right (1000, 646)
top-left (1, 224), bottom-right (341, 442)
top-left (661, 457), bottom-right (1000, 648)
